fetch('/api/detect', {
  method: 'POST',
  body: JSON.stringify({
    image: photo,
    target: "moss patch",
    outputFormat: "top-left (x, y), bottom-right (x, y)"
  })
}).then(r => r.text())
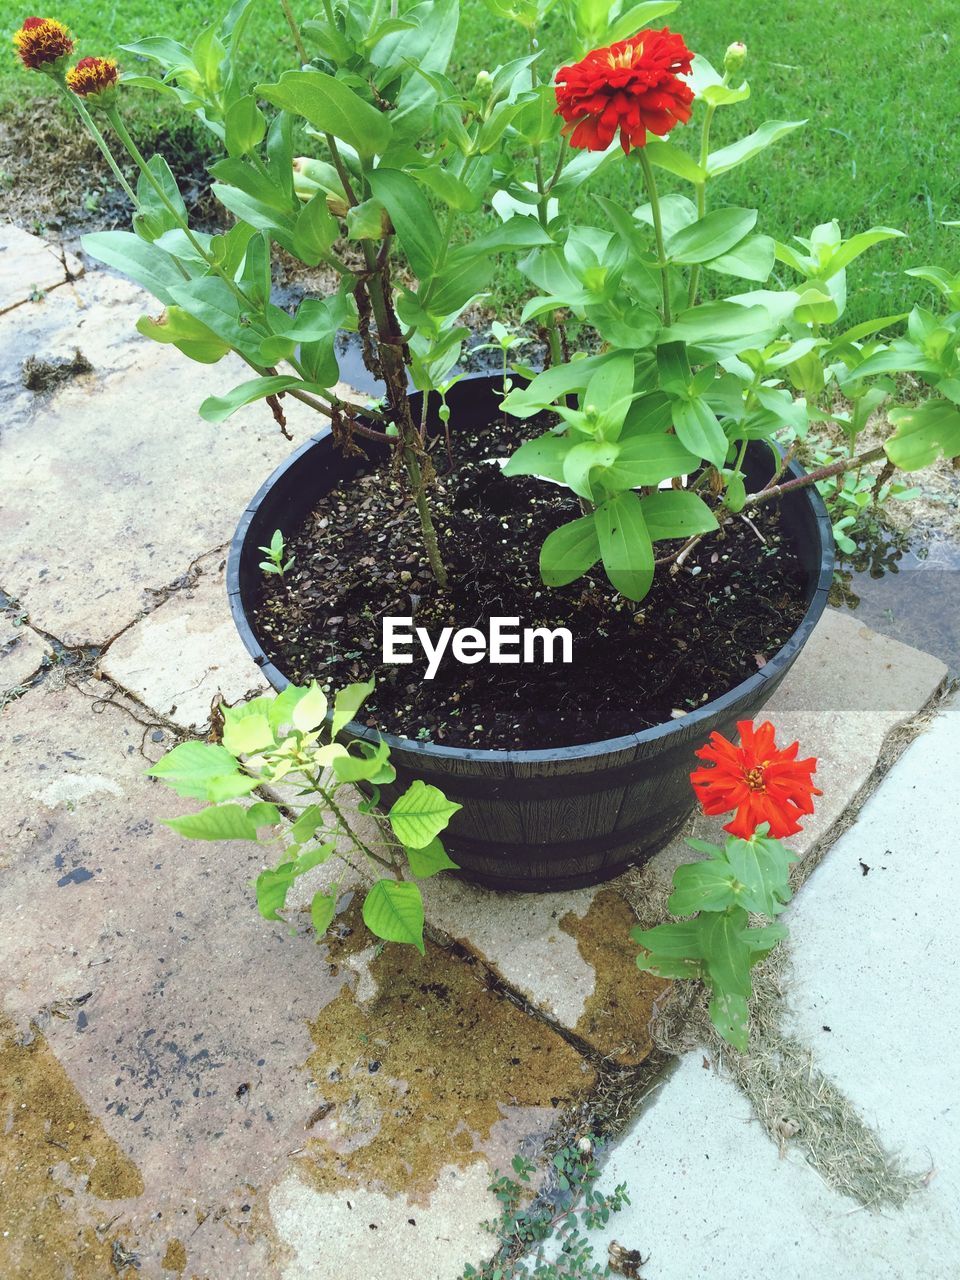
top-left (161, 1237), bottom-right (188, 1273)
top-left (560, 889), bottom-right (671, 1066)
top-left (0, 1015), bottom-right (143, 1278)
top-left (299, 899), bottom-right (595, 1201)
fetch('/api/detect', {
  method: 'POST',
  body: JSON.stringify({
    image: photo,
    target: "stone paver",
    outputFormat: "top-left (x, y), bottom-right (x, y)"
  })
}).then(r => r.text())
top-left (100, 554), bottom-right (267, 730)
top-left (421, 609), bottom-right (947, 1058)
top-left (0, 617), bottom-right (51, 692)
top-left (0, 265), bottom-right (355, 648)
top-left (526, 695), bottom-right (960, 1280)
top-left (0, 224), bottom-right (83, 315)
top-left (0, 680), bottom-right (594, 1280)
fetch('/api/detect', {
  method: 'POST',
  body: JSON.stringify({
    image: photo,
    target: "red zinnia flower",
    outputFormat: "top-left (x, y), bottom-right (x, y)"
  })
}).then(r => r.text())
top-left (554, 28), bottom-right (695, 155)
top-left (66, 55), bottom-right (119, 99)
top-left (690, 720), bottom-right (822, 840)
top-left (13, 16), bottom-right (74, 70)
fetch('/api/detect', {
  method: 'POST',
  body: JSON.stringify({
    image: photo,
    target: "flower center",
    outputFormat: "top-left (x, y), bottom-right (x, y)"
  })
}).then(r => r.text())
top-left (744, 766), bottom-right (766, 792)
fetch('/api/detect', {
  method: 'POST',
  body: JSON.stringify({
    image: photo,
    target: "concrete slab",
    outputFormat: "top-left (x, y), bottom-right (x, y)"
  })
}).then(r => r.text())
top-left (420, 609), bottom-right (947, 1060)
top-left (0, 267), bottom-right (358, 648)
top-left (0, 224), bottom-right (83, 315)
top-left (0, 617), bottom-right (51, 693)
top-left (0, 680), bottom-right (594, 1279)
top-left (100, 553), bottom-right (267, 731)
top-left (512, 696), bottom-right (960, 1280)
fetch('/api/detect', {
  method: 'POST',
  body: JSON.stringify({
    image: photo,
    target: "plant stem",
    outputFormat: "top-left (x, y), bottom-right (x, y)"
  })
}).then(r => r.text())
top-left (60, 88), bottom-right (139, 207)
top-left (279, 0), bottom-right (309, 63)
top-left (638, 148), bottom-right (671, 326)
top-left (745, 444), bottom-right (887, 508)
top-left (323, 134), bottom-right (448, 588)
top-left (687, 100), bottom-right (718, 308)
top-left (530, 33), bottom-right (563, 368)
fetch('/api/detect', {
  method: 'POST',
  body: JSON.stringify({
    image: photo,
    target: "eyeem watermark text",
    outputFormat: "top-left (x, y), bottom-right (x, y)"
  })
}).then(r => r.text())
top-left (383, 616), bottom-right (573, 680)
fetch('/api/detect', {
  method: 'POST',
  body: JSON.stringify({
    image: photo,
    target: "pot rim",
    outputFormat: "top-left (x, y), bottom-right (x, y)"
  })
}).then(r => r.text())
top-left (227, 374), bottom-right (834, 765)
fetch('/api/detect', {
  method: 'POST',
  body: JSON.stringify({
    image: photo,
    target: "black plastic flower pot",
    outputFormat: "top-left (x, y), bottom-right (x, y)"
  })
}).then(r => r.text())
top-left (227, 373), bottom-right (834, 893)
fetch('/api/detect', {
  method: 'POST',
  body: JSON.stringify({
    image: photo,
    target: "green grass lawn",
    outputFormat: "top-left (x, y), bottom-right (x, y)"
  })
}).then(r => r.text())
top-left (3, 0), bottom-right (958, 325)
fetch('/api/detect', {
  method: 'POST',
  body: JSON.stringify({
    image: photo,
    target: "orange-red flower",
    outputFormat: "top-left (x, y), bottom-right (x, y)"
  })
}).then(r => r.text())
top-left (554, 28), bottom-right (695, 155)
top-left (13, 16), bottom-right (74, 70)
top-left (66, 55), bottom-right (119, 99)
top-left (690, 720), bottom-right (821, 840)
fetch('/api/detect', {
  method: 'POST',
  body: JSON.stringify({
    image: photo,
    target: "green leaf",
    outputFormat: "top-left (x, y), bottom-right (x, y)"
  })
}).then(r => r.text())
top-left (595, 491), bottom-right (654, 601)
top-left (133, 154), bottom-right (188, 243)
top-left (256, 862), bottom-right (297, 920)
top-left (668, 861), bottom-right (739, 915)
top-left (362, 880), bottom-right (425, 952)
top-left (501, 354), bottom-right (613, 418)
top-left (256, 70), bottom-right (392, 158)
top-left (165, 803), bottom-right (259, 842)
top-left (225, 94), bottom-right (267, 157)
top-left (602, 434), bottom-right (699, 488)
top-left (630, 920), bottom-right (703, 958)
top-left (331, 736), bottom-right (395, 784)
top-left (636, 954), bottom-right (702, 979)
top-left (725, 840), bottom-right (786, 915)
top-left (607, 1), bottom-right (680, 42)
top-left (80, 231), bottom-right (186, 307)
top-left (502, 432), bottom-right (571, 484)
top-left (639, 491), bottom-right (719, 541)
top-left (200, 376), bottom-right (311, 424)
top-left (406, 837), bottom-right (459, 878)
top-left (367, 168), bottom-right (442, 280)
top-left (706, 120), bottom-right (807, 177)
top-left (388, 780), bottom-right (461, 849)
top-left (136, 307), bottom-right (231, 365)
top-left (742, 922), bottom-right (788, 956)
top-left (147, 741), bottom-right (257, 802)
top-left (642, 138), bottom-right (705, 183)
top-left (293, 193), bottom-right (337, 265)
top-left (331, 679), bottom-right (376, 739)
top-left (707, 234), bottom-right (776, 282)
top-left (539, 513), bottom-right (602, 587)
top-left (825, 227), bottom-right (905, 276)
top-left (661, 302), bottom-right (772, 347)
top-left (310, 891), bottom-right (337, 938)
top-left (291, 804), bottom-right (325, 844)
top-left (886, 400), bottom-right (960, 470)
top-left (672, 397), bottom-right (729, 469)
top-left (700, 911), bottom-right (754, 999)
top-left (708, 990), bottom-right (750, 1051)
top-left (296, 842), bottom-right (335, 874)
top-left (168, 277), bottom-right (266, 362)
top-left (666, 208), bottom-right (758, 264)
top-left (563, 440), bottom-right (621, 500)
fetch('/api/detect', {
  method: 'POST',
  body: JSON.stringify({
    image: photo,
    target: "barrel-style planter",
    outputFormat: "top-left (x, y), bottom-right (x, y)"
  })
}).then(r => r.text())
top-left (227, 373), bottom-right (834, 893)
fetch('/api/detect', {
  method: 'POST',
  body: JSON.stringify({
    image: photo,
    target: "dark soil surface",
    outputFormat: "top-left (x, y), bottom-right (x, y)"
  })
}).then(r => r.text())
top-left (252, 415), bottom-right (809, 751)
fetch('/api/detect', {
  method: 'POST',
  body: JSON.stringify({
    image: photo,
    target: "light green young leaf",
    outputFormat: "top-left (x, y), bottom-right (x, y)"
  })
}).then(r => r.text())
top-left (660, 302), bottom-right (772, 346)
top-left (641, 138), bottom-right (706, 183)
top-left (362, 879), bottom-right (426, 952)
top-left (331, 736), bottom-right (395, 784)
top-left (293, 681), bottom-right (329, 732)
top-left (706, 234), bottom-right (776, 282)
top-left (405, 837), bottom-right (459, 878)
top-left (388, 780), bottom-right (461, 849)
top-left (291, 804), bottom-right (325, 844)
top-left (269, 684), bottom-right (309, 734)
top-left (331, 679), bottom-right (376, 739)
top-left (224, 94), bottom-right (267, 157)
top-left (221, 711), bottom-right (275, 757)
